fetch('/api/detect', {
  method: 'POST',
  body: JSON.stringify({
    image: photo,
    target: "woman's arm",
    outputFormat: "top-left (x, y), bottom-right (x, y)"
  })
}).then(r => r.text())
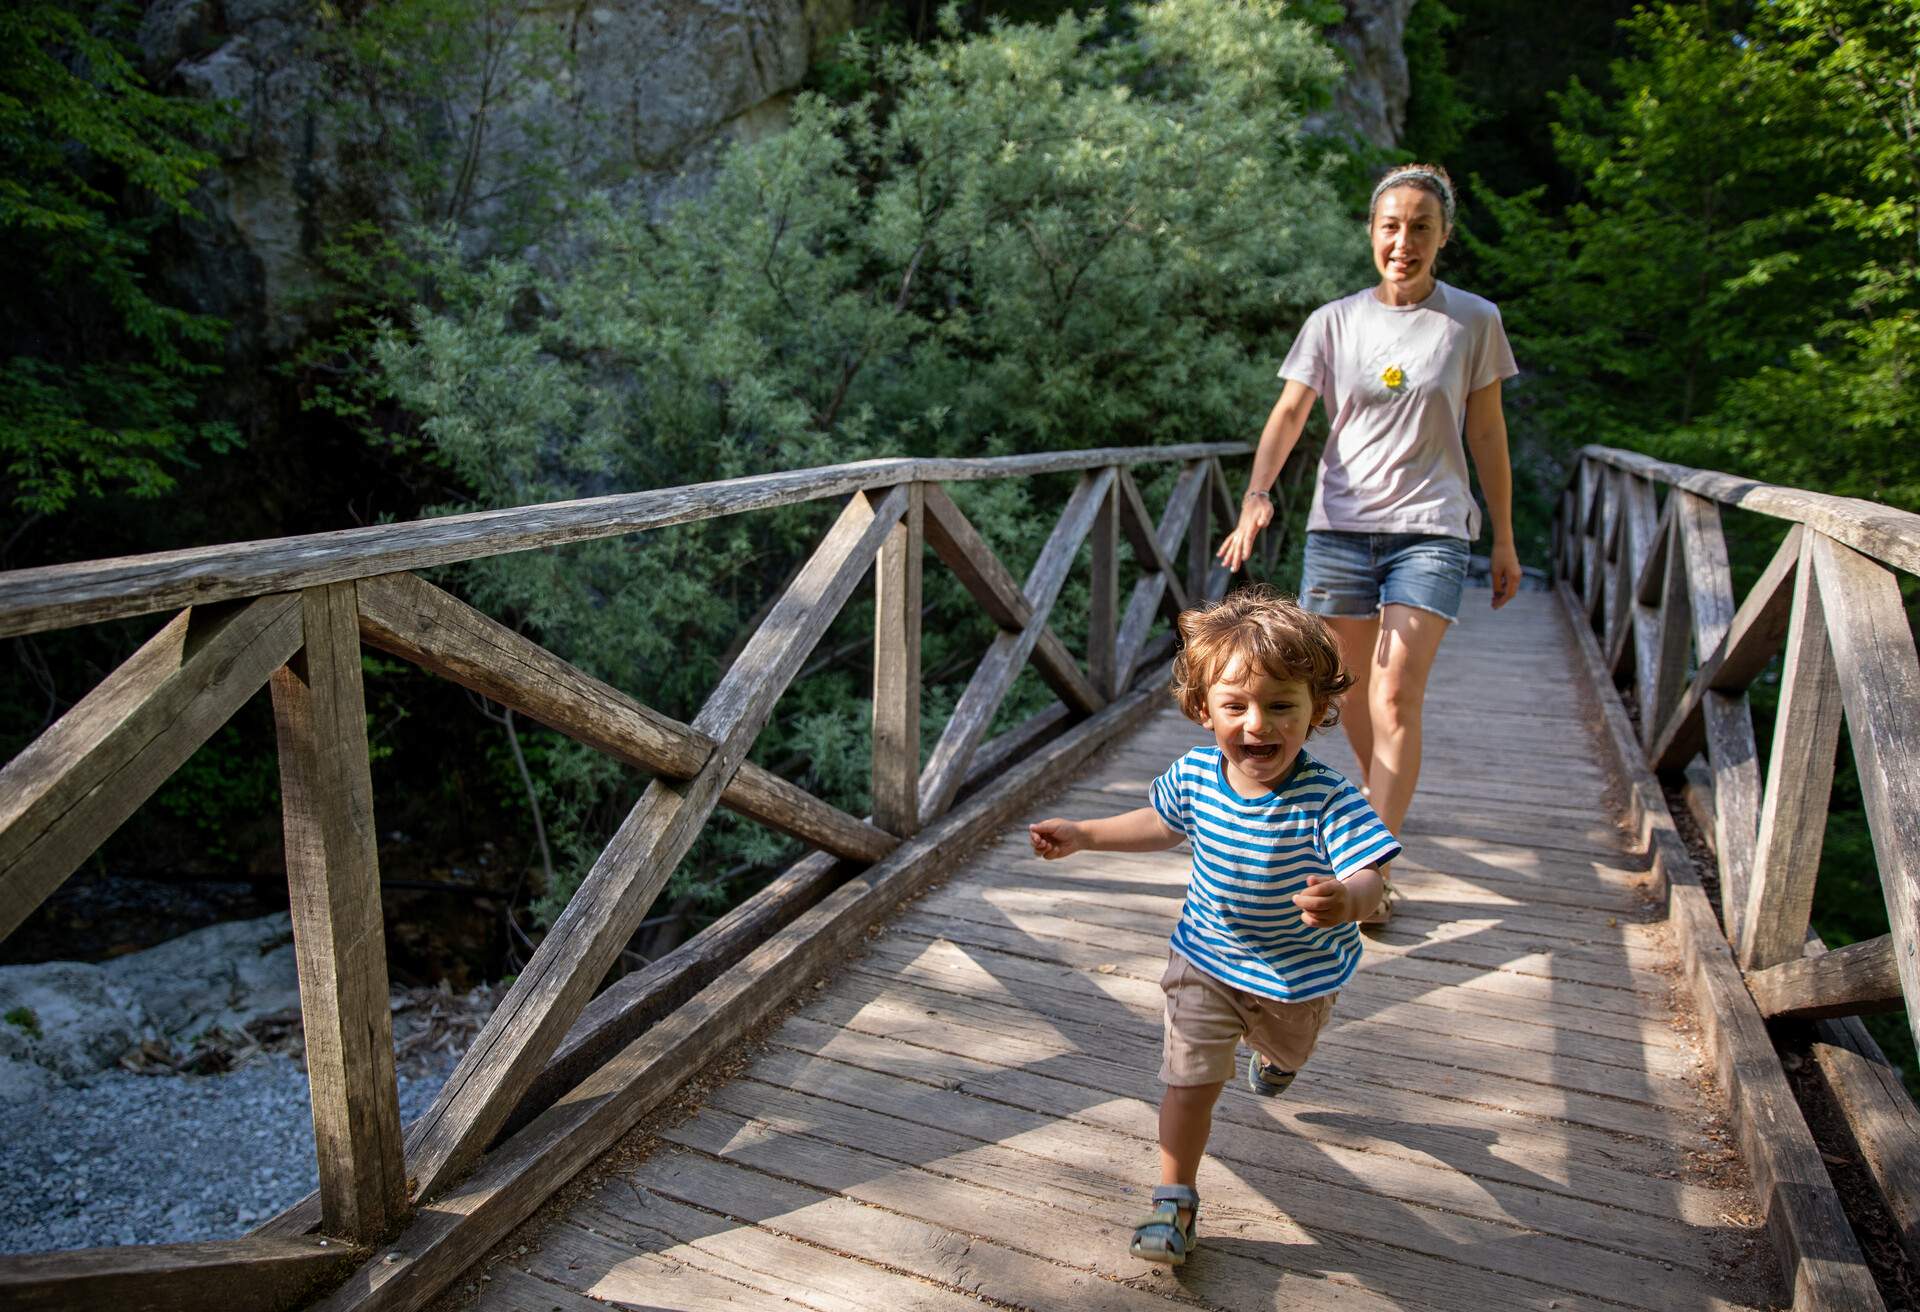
top-left (1463, 378), bottom-right (1521, 610)
top-left (1217, 379), bottom-right (1318, 573)
top-left (1029, 807), bottom-right (1185, 859)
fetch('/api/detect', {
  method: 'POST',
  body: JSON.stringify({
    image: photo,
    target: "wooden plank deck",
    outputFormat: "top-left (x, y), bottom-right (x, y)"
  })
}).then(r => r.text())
top-left (442, 592), bottom-right (1783, 1311)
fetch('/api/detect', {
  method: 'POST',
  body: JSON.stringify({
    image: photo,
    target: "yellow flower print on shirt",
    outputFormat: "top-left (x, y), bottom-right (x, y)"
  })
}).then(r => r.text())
top-left (1381, 365), bottom-right (1405, 390)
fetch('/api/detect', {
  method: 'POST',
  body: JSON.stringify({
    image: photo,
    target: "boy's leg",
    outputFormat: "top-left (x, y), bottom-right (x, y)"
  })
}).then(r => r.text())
top-left (1158, 1081), bottom-right (1225, 1229)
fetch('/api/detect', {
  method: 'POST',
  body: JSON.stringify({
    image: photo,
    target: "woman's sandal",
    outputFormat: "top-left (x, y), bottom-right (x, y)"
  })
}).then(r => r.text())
top-left (1360, 876), bottom-right (1399, 927)
top-left (1129, 1184), bottom-right (1200, 1266)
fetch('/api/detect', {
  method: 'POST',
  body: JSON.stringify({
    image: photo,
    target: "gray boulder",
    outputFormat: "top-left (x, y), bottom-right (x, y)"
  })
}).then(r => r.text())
top-left (0, 913), bottom-right (301, 1099)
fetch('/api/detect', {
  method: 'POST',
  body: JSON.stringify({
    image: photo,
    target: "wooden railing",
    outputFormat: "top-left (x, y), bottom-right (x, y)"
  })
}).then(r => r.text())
top-left (0, 444), bottom-right (1246, 1312)
top-left (1554, 444), bottom-right (1919, 1307)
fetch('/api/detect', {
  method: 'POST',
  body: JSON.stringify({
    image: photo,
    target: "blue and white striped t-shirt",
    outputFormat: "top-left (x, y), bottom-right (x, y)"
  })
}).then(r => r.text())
top-left (1150, 746), bottom-right (1401, 1001)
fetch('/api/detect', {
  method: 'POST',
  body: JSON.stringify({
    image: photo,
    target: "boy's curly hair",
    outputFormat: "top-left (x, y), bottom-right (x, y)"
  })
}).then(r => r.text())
top-left (1169, 585), bottom-right (1353, 729)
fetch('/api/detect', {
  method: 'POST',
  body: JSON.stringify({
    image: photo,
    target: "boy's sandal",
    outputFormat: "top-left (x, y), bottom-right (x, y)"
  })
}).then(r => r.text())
top-left (1247, 1052), bottom-right (1298, 1097)
top-left (1129, 1184), bottom-right (1199, 1266)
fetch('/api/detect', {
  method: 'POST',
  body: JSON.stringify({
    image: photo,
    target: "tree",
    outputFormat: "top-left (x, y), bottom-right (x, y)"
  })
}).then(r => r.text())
top-left (0, 0), bottom-right (236, 522)
top-left (375, 0), bottom-right (1369, 917)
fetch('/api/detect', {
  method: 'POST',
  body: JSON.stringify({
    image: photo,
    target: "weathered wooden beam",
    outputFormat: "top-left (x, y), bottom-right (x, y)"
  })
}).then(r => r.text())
top-left (1675, 493), bottom-right (1761, 944)
top-left (1114, 464), bottom-right (1210, 689)
top-left (1811, 533), bottom-right (1920, 1061)
top-left (1557, 579), bottom-right (1886, 1311)
top-left (272, 584), bottom-right (408, 1242)
top-left (1676, 766), bottom-right (1920, 1283)
top-left (1115, 468), bottom-right (1191, 615)
top-left (919, 470), bottom-right (1114, 820)
top-left (1648, 525), bottom-right (1802, 771)
top-left (1088, 476), bottom-right (1119, 701)
top-left (1643, 509), bottom-right (1693, 753)
top-left (920, 484), bottom-right (1102, 716)
top-left (0, 594), bottom-right (302, 945)
top-left (872, 484), bottom-right (924, 837)
top-left (0, 445), bottom-right (1246, 639)
top-left (305, 675), bottom-right (1170, 1312)
top-left (1808, 1021), bottom-right (1920, 1277)
top-left (1187, 461), bottom-right (1214, 602)
top-left (0, 1235), bottom-right (356, 1312)
top-left (354, 573), bottom-right (895, 865)
top-left (1738, 535), bottom-right (1842, 971)
top-left (1578, 443), bottom-right (1920, 578)
top-left (1606, 476), bottom-right (1661, 684)
top-left (399, 486), bottom-right (909, 1203)
top-left (1748, 936), bottom-right (1904, 1020)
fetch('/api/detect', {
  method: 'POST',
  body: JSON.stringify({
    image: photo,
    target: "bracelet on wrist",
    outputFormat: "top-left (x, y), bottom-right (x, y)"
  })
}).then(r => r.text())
top-left (1244, 489), bottom-right (1271, 500)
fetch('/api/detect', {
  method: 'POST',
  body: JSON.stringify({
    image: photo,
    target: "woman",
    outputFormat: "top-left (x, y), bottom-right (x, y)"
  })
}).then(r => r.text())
top-left (1216, 163), bottom-right (1520, 923)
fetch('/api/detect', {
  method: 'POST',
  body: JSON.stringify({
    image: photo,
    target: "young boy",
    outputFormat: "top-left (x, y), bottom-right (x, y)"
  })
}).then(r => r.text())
top-left (1028, 585), bottom-right (1400, 1266)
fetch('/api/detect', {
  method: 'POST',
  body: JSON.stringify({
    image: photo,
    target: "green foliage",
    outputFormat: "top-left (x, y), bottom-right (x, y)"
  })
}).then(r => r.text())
top-left (1399, 0), bottom-right (1473, 163)
top-left (4, 1006), bottom-right (41, 1038)
top-left (1467, 1), bottom-right (1919, 510)
top-left (152, 723), bottom-right (281, 866)
top-left (286, 0), bottom-right (588, 438)
top-left (378, 0), bottom-right (1367, 913)
top-left (0, 0), bottom-right (238, 516)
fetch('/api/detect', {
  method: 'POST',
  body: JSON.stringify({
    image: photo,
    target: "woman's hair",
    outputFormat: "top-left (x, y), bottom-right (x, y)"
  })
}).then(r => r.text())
top-left (1169, 585), bottom-right (1353, 729)
top-left (1368, 162), bottom-right (1456, 232)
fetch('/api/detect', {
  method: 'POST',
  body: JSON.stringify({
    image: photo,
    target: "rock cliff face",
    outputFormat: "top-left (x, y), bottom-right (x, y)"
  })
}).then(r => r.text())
top-left (1319, 0), bottom-right (1416, 152)
top-left (136, 0), bottom-right (1409, 357)
top-left (139, 0), bottom-right (868, 353)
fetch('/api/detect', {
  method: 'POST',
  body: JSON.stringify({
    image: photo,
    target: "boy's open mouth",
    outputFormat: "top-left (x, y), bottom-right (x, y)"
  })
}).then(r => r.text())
top-left (1240, 743), bottom-right (1280, 761)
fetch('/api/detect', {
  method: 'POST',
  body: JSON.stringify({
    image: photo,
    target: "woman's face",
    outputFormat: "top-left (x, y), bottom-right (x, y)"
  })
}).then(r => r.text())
top-left (1370, 185), bottom-right (1449, 291)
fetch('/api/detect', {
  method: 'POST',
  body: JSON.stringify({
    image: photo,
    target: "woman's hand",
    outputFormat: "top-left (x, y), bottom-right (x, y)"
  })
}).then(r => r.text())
top-left (1489, 541), bottom-right (1522, 610)
top-left (1216, 494), bottom-right (1274, 573)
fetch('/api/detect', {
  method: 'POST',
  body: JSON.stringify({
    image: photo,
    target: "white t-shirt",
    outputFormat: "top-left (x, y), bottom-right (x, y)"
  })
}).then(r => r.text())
top-left (1278, 281), bottom-right (1517, 541)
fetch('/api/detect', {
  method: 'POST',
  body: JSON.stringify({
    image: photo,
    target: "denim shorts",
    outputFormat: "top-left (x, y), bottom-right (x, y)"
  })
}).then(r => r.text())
top-left (1299, 530), bottom-right (1471, 623)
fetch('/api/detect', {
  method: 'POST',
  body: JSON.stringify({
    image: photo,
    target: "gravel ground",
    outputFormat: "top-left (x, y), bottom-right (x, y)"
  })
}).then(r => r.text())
top-left (0, 1053), bottom-right (456, 1253)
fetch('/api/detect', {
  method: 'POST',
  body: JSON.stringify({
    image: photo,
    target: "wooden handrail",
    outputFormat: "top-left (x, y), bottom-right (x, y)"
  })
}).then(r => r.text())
top-left (0, 442), bottom-right (1245, 1312)
top-left (1554, 443), bottom-right (1920, 1297)
top-left (1577, 444), bottom-right (1920, 575)
top-left (0, 443), bottom-right (1246, 639)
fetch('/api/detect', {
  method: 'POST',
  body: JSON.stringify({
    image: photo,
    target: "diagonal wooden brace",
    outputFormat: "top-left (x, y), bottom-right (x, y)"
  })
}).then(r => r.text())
top-left (920, 484), bottom-right (1102, 716)
top-left (919, 470), bottom-right (1115, 820)
top-left (399, 486), bottom-right (910, 1202)
top-left (0, 594), bottom-right (303, 944)
top-left (354, 573), bottom-right (896, 864)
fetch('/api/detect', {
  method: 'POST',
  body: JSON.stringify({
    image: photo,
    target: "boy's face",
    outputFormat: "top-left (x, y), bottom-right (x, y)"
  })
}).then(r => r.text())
top-left (1200, 658), bottom-right (1321, 796)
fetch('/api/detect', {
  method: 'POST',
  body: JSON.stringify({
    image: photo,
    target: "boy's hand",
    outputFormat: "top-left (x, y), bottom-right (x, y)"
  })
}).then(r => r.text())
top-left (1028, 818), bottom-right (1086, 860)
top-left (1294, 873), bottom-right (1356, 927)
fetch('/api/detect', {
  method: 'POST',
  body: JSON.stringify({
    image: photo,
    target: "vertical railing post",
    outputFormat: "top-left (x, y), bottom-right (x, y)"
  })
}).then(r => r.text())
top-left (1089, 472), bottom-right (1119, 701)
top-left (272, 582), bottom-right (408, 1242)
top-left (872, 483), bottom-right (925, 837)
top-left (1187, 459), bottom-right (1212, 604)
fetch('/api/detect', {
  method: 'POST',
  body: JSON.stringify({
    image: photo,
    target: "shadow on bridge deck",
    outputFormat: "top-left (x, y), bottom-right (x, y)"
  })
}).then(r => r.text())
top-left (446, 593), bottom-right (1782, 1312)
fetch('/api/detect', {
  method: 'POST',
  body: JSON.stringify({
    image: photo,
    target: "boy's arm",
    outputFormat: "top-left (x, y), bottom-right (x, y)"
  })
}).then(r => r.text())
top-left (1030, 807), bottom-right (1184, 860)
top-left (1293, 866), bottom-right (1385, 927)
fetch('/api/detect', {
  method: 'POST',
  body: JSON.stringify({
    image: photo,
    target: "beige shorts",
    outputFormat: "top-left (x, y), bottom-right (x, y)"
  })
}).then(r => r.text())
top-left (1159, 950), bottom-right (1338, 1087)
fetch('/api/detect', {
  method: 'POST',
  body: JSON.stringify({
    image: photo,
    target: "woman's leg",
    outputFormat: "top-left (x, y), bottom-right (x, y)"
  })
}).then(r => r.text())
top-left (1323, 615), bottom-right (1381, 788)
top-left (1362, 603), bottom-right (1452, 838)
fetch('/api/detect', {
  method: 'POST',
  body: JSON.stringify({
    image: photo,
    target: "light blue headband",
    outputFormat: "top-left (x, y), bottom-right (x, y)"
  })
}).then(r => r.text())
top-left (1369, 168), bottom-right (1455, 230)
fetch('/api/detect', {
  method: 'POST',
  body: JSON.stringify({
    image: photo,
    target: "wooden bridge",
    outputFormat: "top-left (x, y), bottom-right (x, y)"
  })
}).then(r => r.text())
top-left (0, 444), bottom-right (1915, 1310)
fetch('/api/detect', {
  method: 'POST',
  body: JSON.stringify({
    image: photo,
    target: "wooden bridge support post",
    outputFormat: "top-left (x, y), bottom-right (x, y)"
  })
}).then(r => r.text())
top-left (1088, 473), bottom-right (1120, 702)
top-left (872, 483), bottom-right (924, 838)
top-left (272, 583), bottom-right (408, 1243)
